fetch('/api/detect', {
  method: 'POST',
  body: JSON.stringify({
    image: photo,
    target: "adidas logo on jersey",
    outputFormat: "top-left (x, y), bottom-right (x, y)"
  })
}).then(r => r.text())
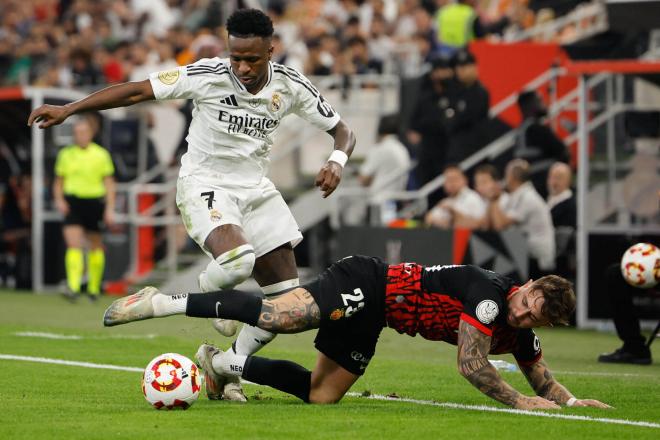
top-left (219, 94), bottom-right (239, 107)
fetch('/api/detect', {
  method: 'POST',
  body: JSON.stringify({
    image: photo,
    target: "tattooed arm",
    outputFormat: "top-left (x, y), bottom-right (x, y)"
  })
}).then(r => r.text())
top-left (519, 358), bottom-right (612, 408)
top-left (456, 321), bottom-right (560, 409)
top-left (257, 288), bottom-right (321, 333)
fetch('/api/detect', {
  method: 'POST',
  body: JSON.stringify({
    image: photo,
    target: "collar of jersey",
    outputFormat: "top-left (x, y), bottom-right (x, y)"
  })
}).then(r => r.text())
top-left (228, 61), bottom-right (273, 95)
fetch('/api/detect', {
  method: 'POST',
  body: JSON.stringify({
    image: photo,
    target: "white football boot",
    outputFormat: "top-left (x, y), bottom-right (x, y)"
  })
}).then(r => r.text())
top-left (103, 286), bottom-right (158, 326)
top-left (222, 375), bottom-right (248, 402)
top-left (195, 344), bottom-right (247, 402)
top-left (195, 343), bottom-right (226, 400)
top-left (198, 270), bottom-right (240, 337)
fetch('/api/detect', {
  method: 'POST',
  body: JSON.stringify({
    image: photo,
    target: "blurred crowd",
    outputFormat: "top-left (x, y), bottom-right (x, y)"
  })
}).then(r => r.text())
top-left (0, 0), bottom-right (595, 88)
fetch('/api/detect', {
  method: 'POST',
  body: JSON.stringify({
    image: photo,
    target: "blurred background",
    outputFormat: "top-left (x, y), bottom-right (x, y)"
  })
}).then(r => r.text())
top-left (0, 0), bottom-right (658, 330)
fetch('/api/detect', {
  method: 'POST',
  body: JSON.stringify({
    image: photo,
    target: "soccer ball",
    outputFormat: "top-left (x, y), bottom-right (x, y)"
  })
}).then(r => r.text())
top-left (620, 243), bottom-right (660, 289)
top-left (142, 353), bottom-right (201, 410)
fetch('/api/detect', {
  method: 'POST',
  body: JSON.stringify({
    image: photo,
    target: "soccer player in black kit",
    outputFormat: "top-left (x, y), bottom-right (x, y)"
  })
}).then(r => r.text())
top-left (104, 255), bottom-right (610, 410)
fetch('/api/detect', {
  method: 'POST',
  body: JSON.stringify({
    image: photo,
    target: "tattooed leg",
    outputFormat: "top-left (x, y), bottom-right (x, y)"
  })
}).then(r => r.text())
top-left (185, 287), bottom-right (320, 333)
top-left (258, 288), bottom-right (321, 333)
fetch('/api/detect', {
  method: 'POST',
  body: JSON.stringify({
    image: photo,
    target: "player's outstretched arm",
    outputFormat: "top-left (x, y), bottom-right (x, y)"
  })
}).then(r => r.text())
top-left (457, 320), bottom-right (560, 410)
top-left (519, 359), bottom-right (612, 408)
top-left (315, 119), bottom-right (356, 198)
top-left (28, 80), bottom-right (155, 129)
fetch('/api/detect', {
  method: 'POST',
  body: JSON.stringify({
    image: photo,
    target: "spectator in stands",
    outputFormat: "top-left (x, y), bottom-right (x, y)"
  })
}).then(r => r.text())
top-left (357, 114), bottom-right (411, 224)
top-left (445, 50), bottom-right (490, 164)
top-left (358, 114), bottom-right (411, 192)
top-left (304, 37), bottom-right (333, 76)
top-left (53, 116), bottom-right (115, 301)
top-left (598, 263), bottom-right (653, 365)
top-left (425, 165), bottom-right (486, 230)
top-left (408, 57), bottom-right (456, 196)
top-left (546, 161), bottom-right (576, 280)
top-left (341, 36), bottom-right (383, 75)
top-left (488, 159), bottom-right (555, 278)
top-left (515, 90), bottom-right (570, 199)
top-left (69, 47), bottom-right (103, 87)
top-left (472, 163), bottom-right (509, 230)
top-left (0, 171), bottom-right (32, 289)
top-left (434, 0), bottom-right (511, 56)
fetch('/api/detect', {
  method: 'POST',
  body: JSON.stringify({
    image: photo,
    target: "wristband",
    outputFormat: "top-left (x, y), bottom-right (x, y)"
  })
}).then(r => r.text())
top-left (566, 397), bottom-right (577, 407)
top-left (327, 150), bottom-right (348, 168)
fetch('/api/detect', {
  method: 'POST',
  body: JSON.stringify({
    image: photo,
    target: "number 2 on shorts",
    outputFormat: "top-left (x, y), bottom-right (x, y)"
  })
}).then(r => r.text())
top-left (341, 288), bottom-right (365, 317)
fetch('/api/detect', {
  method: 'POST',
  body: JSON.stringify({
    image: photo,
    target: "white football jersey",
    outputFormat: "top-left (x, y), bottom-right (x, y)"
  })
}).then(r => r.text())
top-left (149, 58), bottom-right (341, 185)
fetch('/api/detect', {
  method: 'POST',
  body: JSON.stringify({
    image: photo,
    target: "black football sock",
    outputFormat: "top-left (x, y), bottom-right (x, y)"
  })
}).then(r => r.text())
top-left (185, 290), bottom-right (261, 326)
top-left (242, 355), bottom-right (311, 403)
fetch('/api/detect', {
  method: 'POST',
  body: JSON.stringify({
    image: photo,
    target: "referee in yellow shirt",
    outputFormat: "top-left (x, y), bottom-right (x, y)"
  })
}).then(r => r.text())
top-left (53, 116), bottom-right (115, 301)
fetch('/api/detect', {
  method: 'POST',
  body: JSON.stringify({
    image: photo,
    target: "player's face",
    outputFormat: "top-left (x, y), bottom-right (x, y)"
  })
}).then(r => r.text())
top-left (507, 285), bottom-right (549, 328)
top-left (228, 35), bottom-right (273, 93)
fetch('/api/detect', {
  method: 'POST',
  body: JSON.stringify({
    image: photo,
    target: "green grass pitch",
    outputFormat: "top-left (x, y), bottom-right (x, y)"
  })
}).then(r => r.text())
top-left (1, 289), bottom-right (659, 439)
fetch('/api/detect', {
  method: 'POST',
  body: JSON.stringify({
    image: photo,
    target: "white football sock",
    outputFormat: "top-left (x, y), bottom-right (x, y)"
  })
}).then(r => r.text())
top-left (213, 348), bottom-right (247, 377)
top-left (151, 293), bottom-right (188, 316)
top-left (232, 278), bottom-right (300, 355)
top-left (233, 325), bottom-right (276, 355)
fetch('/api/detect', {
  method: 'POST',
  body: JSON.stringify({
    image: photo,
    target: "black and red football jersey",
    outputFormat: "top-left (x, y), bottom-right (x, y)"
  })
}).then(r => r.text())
top-left (384, 263), bottom-right (542, 365)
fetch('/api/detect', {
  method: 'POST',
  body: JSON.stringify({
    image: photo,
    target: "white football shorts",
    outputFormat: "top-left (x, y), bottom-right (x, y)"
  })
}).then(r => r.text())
top-left (176, 175), bottom-right (303, 258)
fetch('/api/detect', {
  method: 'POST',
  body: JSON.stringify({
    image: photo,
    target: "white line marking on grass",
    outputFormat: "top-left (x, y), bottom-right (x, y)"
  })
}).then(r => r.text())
top-left (0, 354), bottom-right (143, 373)
top-left (13, 331), bottom-right (157, 340)
top-left (553, 370), bottom-right (658, 379)
top-left (346, 393), bottom-right (660, 429)
top-left (1, 354), bottom-right (658, 429)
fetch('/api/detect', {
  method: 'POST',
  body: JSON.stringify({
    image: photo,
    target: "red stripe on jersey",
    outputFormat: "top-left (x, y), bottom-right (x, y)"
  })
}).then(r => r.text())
top-left (506, 286), bottom-right (519, 300)
top-left (460, 313), bottom-right (493, 336)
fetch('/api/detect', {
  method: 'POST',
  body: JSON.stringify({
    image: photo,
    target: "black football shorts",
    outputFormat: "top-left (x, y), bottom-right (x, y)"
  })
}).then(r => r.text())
top-left (64, 196), bottom-right (105, 231)
top-left (303, 255), bottom-right (388, 375)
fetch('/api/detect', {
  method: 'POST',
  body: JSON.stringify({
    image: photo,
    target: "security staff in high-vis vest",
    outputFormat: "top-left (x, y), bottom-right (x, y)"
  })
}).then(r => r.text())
top-left (436, 0), bottom-right (476, 54)
top-left (54, 116), bottom-right (115, 300)
top-left (435, 0), bottom-right (511, 56)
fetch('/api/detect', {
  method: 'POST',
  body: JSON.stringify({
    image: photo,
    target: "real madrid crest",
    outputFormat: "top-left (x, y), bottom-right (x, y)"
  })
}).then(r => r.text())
top-left (210, 209), bottom-right (222, 222)
top-left (269, 92), bottom-right (282, 112)
top-left (158, 69), bottom-right (180, 85)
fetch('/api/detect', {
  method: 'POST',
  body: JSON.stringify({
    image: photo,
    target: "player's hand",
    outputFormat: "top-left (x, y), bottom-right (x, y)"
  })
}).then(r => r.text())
top-left (104, 208), bottom-right (115, 228)
top-left (570, 399), bottom-right (612, 409)
top-left (28, 104), bottom-right (71, 129)
top-left (514, 395), bottom-right (561, 410)
top-left (315, 161), bottom-right (343, 198)
top-left (55, 198), bottom-right (69, 216)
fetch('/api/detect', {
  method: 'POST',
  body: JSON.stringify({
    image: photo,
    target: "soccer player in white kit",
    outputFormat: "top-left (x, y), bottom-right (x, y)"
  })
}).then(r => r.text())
top-left (28, 8), bottom-right (356, 402)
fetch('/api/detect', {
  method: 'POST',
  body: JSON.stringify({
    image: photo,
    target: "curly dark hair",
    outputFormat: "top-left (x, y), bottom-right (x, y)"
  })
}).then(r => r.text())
top-left (532, 275), bottom-right (576, 326)
top-left (226, 8), bottom-right (274, 38)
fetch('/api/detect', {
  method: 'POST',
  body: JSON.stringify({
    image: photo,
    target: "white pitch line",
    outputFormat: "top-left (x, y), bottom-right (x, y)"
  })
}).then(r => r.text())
top-left (553, 370), bottom-right (659, 379)
top-left (0, 353), bottom-right (658, 429)
top-left (13, 331), bottom-right (158, 340)
top-left (0, 354), bottom-right (143, 373)
top-left (345, 393), bottom-right (660, 429)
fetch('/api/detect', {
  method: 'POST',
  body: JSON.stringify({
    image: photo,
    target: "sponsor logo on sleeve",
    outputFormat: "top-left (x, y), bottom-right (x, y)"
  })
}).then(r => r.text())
top-left (475, 300), bottom-right (499, 324)
top-left (158, 69), bottom-right (180, 85)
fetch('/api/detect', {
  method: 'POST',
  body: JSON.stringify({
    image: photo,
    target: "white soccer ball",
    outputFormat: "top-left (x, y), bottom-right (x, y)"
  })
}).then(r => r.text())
top-left (620, 243), bottom-right (660, 289)
top-left (142, 353), bottom-right (201, 410)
